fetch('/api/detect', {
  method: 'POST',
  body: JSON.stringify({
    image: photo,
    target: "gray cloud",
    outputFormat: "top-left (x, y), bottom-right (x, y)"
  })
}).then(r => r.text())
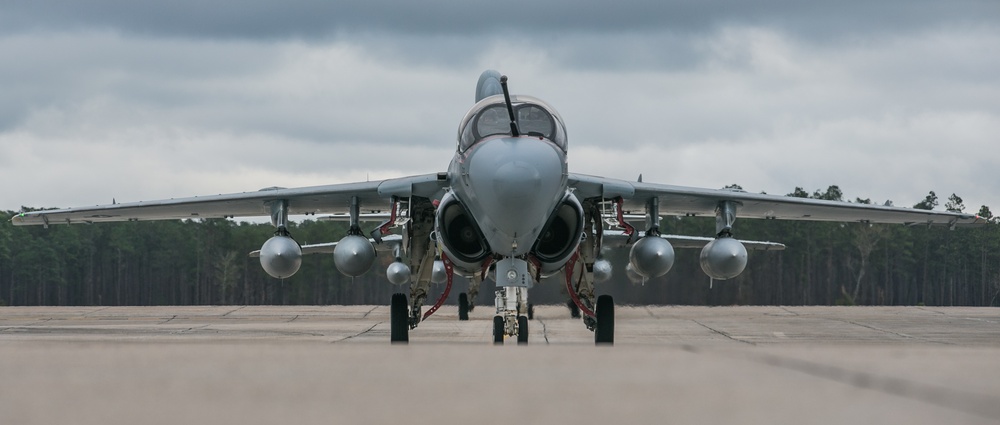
top-left (2, 0), bottom-right (996, 40)
top-left (1, 1), bottom-right (998, 216)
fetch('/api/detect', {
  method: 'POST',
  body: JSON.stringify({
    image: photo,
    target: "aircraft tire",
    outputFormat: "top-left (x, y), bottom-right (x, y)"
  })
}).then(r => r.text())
top-left (390, 293), bottom-right (409, 344)
top-left (458, 293), bottom-right (470, 321)
top-left (595, 295), bottom-right (614, 346)
top-left (517, 316), bottom-right (529, 345)
top-left (493, 316), bottom-right (505, 345)
top-left (527, 303), bottom-right (534, 320)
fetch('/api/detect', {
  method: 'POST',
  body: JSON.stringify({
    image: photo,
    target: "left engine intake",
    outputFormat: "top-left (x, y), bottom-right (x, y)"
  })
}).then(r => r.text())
top-left (532, 195), bottom-right (584, 274)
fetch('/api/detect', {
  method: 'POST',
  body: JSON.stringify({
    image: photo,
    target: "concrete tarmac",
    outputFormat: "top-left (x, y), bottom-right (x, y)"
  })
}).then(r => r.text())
top-left (1, 305), bottom-right (998, 424)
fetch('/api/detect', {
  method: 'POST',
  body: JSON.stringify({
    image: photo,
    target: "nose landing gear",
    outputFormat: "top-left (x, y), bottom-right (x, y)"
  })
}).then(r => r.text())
top-left (492, 286), bottom-right (529, 345)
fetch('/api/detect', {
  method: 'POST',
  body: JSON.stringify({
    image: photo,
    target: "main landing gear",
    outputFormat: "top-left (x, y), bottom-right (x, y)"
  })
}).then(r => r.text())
top-left (393, 255), bottom-right (615, 346)
top-left (392, 291), bottom-right (614, 345)
top-left (565, 252), bottom-right (615, 345)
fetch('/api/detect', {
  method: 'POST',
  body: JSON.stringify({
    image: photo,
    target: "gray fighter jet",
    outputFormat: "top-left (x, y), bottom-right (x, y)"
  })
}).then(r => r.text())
top-left (12, 70), bottom-right (987, 345)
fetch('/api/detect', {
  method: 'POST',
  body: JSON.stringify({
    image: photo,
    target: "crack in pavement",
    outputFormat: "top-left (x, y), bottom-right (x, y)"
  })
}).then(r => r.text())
top-left (676, 344), bottom-right (1000, 421)
top-left (535, 318), bottom-right (550, 344)
top-left (361, 306), bottom-right (378, 319)
top-left (691, 319), bottom-right (756, 345)
top-left (333, 322), bottom-right (382, 343)
top-left (83, 307), bottom-right (111, 317)
top-left (22, 318), bottom-right (55, 327)
top-left (749, 351), bottom-right (1000, 421)
top-left (828, 318), bottom-right (953, 345)
top-left (779, 306), bottom-right (799, 316)
top-left (171, 324), bottom-right (212, 334)
top-left (221, 306), bottom-right (246, 317)
top-left (915, 307), bottom-right (998, 324)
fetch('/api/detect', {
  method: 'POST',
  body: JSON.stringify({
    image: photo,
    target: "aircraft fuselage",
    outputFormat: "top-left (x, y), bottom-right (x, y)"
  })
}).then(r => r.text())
top-left (435, 94), bottom-right (583, 283)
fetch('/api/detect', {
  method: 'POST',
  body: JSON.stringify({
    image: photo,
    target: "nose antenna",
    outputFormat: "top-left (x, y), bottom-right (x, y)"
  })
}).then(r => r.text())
top-left (500, 75), bottom-right (520, 137)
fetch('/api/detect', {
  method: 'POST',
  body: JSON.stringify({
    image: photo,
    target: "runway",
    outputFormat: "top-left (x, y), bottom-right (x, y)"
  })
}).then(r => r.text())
top-left (1, 305), bottom-right (998, 424)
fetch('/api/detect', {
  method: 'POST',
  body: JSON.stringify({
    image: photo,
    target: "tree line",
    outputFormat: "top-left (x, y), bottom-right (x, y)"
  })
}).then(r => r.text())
top-left (2, 186), bottom-right (998, 307)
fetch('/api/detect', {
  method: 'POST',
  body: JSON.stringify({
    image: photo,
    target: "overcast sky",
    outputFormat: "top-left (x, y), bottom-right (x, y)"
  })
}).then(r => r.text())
top-left (3, 1), bottom-right (998, 215)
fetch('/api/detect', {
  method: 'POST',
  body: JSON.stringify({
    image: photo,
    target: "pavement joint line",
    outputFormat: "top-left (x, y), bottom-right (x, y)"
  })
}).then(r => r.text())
top-left (747, 351), bottom-right (1000, 421)
top-left (361, 306), bottom-right (378, 319)
top-left (333, 322), bottom-right (381, 343)
top-left (643, 306), bottom-right (656, 318)
top-left (690, 319), bottom-right (755, 345)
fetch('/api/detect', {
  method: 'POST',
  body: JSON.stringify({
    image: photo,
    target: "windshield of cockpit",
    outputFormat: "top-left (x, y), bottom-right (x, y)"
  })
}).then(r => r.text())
top-left (458, 95), bottom-right (567, 152)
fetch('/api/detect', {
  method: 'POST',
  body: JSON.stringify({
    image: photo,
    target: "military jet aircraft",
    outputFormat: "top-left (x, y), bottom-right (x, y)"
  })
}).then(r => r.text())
top-left (12, 70), bottom-right (987, 345)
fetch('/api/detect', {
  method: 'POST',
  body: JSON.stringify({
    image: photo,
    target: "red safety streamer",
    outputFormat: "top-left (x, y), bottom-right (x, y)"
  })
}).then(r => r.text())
top-left (422, 253), bottom-right (454, 321)
top-left (564, 251), bottom-right (596, 318)
top-left (615, 196), bottom-right (635, 240)
top-left (378, 197), bottom-right (398, 236)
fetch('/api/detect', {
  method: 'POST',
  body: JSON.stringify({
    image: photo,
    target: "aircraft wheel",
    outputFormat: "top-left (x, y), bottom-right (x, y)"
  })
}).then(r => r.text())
top-left (493, 316), bottom-right (505, 345)
top-left (390, 293), bottom-right (409, 344)
top-left (458, 293), bottom-right (470, 321)
top-left (517, 316), bottom-right (529, 345)
top-left (527, 303), bottom-right (534, 320)
top-left (594, 295), bottom-right (614, 346)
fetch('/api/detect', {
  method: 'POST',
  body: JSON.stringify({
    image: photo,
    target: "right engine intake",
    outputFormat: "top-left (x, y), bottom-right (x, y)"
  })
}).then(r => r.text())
top-left (532, 195), bottom-right (584, 274)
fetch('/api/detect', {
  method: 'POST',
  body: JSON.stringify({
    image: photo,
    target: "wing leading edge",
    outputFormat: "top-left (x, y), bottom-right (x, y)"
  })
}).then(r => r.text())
top-left (11, 173), bottom-right (448, 226)
top-left (569, 173), bottom-right (987, 227)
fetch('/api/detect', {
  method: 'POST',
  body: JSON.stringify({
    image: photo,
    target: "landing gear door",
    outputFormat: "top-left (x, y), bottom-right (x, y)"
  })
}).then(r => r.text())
top-left (495, 257), bottom-right (533, 288)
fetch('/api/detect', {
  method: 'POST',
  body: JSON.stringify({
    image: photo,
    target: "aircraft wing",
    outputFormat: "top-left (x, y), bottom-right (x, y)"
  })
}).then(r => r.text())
top-left (602, 230), bottom-right (786, 250)
top-left (11, 173), bottom-right (449, 226)
top-left (248, 235), bottom-right (403, 258)
top-left (569, 173), bottom-right (987, 226)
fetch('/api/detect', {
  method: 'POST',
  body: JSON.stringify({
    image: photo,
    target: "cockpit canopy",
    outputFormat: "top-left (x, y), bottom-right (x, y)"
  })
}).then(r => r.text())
top-left (457, 95), bottom-right (568, 153)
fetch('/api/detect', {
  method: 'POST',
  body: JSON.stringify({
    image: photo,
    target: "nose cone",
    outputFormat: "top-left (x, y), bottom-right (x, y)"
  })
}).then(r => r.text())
top-left (463, 137), bottom-right (566, 256)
